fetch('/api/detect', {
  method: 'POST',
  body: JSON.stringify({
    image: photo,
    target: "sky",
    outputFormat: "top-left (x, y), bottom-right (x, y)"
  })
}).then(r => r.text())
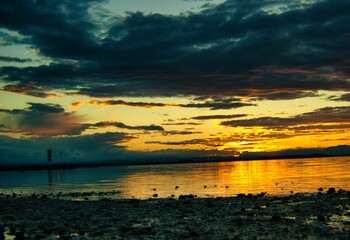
top-left (0, 0), bottom-right (349, 165)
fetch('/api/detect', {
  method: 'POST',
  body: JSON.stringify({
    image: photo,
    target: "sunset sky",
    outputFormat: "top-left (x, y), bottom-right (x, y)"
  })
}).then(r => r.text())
top-left (0, 0), bottom-right (349, 165)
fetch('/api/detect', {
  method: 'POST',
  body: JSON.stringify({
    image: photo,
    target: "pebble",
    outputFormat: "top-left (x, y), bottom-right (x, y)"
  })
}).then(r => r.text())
top-left (327, 188), bottom-right (336, 194)
top-left (14, 232), bottom-right (25, 240)
top-left (179, 194), bottom-right (195, 199)
top-left (120, 225), bottom-right (155, 235)
top-left (271, 214), bottom-right (282, 221)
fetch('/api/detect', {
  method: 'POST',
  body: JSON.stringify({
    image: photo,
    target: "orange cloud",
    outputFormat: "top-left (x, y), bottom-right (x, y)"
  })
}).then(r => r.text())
top-left (71, 100), bottom-right (178, 108)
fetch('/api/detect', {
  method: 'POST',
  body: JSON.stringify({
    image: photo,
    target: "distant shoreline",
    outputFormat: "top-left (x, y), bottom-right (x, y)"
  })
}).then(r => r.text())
top-left (1, 153), bottom-right (349, 172)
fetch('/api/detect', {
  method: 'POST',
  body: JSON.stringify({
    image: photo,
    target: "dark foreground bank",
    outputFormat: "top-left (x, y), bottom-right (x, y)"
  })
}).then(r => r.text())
top-left (1, 191), bottom-right (350, 239)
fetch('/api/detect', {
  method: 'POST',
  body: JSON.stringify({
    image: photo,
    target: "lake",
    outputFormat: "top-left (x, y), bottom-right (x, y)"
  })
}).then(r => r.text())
top-left (1, 156), bottom-right (350, 199)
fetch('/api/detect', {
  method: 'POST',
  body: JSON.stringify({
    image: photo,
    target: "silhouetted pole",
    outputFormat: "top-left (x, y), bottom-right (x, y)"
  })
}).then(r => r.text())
top-left (48, 169), bottom-right (52, 187)
top-left (47, 149), bottom-right (52, 168)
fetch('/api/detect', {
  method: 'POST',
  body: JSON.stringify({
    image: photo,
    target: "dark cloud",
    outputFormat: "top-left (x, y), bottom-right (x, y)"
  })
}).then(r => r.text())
top-left (182, 101), bottom-right (254, 110)
top-left (0, 103), bottom-right (86, 136)
top-left (192, 114), bottom-right (247, 120)
top-left (252, 91), bottom-right (318, 101)
top-left (162, 130), bottom-right (202, 136)
top-left (27, 102), bottom-right (65, 113)
top-left (0, 0), bottom-right (104, 59)
top-left (92, 121), bottom-right (164, 131)
top-left (162, 122), bottom-right (203, 126)
top-left (0, 56), bottom-right (33, 63)
top-left (328, 93), bottom-right (350, 102)
top-left (71, 100), bottom-right (175, 108)
top-left (0, 103), bottom-right (164, 136)
top-left (289, 124), bottom-right (350, 131)
top-left (2, 83), bottom-right (59, 98)
top-left (146, 139), bottom-right (208, 146)
top-left (221, 106), bottom-right (350, 129)
top-left (0, 0), bottom-right (349, 98)
top-left (72, 99), bottom-right (253, 110)
top-left (182, 0), bottom-right (213, 2)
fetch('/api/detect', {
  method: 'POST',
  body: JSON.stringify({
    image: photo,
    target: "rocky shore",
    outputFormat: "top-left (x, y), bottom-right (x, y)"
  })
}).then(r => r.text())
top-left (1, 189), bottom-right (350, 239)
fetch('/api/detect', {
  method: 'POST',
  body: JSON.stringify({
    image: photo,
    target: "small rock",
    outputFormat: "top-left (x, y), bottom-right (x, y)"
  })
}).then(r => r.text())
top-left (179, 194), bottom-right (195, 199)
top-left (327, 187), bottom-right (336, 194)
top-left (175, 186), bottom-right (179, 190)
top-left (120, 226), bottom-right (155, 235)
top-left (271, 215), bottom-right (282, 221)
top-left (14, 232), bottom-right (25, 240)
top-left (6, 215), bottom-right (15, 221)
top-left (338, 188), bottom-right (345, 194)
top-left (153, 194), bottom-right (158, 198)
top-left (231, 216), bottom-right (242, 223)
top-left (237, 193), bottom-right (246, 198)
top-left (42, 229), bottom-right (51, 235)
top-left (35, 234), bottom-right (46, 239)
top-left (318, 187), bottom-right (323, 192)
top-left (257, 192), bottom-right (266, 197)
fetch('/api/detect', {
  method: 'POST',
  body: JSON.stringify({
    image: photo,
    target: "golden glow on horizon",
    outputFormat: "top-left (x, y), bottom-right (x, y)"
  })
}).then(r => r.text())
top-left (0, 89), bottom-right (349, 156)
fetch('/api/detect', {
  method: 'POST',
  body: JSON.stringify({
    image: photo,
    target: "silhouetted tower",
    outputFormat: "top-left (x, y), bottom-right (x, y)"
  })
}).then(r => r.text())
top-left (47, 149), bottom-right (52, 167)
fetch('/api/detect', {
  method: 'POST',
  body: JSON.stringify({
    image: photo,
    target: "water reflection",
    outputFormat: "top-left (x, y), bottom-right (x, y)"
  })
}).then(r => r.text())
top-left (99, 156), bottom-right (350, 198)
top-left (48, 170), bottom-right (52, 187)
top-left (0, 157), bottom-right (350, 199)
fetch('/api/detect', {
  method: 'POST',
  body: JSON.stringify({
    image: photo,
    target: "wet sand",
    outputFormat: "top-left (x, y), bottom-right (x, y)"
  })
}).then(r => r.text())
top-left (1, 190), bottom-right (350, 239)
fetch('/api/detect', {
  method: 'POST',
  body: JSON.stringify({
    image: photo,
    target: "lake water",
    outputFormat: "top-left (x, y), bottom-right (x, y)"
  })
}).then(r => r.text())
top-left (1, 156), bottom-right (350, 199)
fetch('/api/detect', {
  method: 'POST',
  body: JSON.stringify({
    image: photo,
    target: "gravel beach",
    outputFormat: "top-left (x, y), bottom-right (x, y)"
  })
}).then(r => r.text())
top-left (1, 190), bottom-right (350, 239)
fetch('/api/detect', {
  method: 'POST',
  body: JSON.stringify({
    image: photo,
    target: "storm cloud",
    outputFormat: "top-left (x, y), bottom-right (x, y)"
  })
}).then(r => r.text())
top-left (72, 99), bottom-right (254, 110)
top-left (221, 106), bottom-right (350, 129)
top-left (0, 0), bottom-right (349, 98)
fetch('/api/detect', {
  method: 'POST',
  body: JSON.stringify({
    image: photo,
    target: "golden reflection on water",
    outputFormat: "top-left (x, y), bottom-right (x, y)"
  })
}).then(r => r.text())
top-left (119, 157), bottom-right (350, 199)
top-left (1, 157), bottom-right (350, 199)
